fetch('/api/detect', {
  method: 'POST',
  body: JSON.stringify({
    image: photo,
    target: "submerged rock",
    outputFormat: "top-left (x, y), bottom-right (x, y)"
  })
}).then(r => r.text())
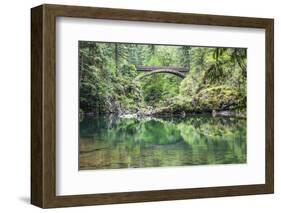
top-left (119, 114), bottom-right (138, 119)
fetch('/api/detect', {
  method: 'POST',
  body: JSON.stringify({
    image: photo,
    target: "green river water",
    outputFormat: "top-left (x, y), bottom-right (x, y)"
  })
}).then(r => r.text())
top-left (79, 115), bottom-right (246, 170)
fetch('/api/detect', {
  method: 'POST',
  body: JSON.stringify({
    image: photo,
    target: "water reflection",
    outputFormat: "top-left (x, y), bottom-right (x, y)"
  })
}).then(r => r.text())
top-left (79, 115), bottom-right (246, 170)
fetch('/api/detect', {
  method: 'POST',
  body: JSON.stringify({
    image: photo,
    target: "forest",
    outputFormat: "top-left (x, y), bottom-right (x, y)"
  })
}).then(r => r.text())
top-left (79, 41), bottom-right (247, 169)
top-left (79, 41), bottom-right (247, 118)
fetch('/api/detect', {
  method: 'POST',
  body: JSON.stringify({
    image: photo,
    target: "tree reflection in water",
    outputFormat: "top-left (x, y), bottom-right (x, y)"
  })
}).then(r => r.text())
top-left (79, 115), bottom-right (246, 170)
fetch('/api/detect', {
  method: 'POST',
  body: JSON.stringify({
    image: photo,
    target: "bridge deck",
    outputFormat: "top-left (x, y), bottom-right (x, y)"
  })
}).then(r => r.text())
top-left (136, 66), bottom-right (188, 72)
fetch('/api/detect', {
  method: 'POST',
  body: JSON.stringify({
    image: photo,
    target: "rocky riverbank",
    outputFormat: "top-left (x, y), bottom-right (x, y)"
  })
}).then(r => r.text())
top-left (131, 85), bottom-right (247, 119)
top-left (82, 85), bottom-right (246, 120)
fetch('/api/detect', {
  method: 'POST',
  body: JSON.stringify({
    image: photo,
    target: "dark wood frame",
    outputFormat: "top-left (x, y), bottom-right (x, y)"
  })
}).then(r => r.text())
top-left (31, 4), bottom-right (274, 208)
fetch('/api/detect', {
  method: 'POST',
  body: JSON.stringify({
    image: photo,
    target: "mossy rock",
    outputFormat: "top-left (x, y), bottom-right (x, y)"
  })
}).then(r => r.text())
top-left (143, 85), bottom-right (246, 116)
top-left (193, 86), bottom-right (245, 111)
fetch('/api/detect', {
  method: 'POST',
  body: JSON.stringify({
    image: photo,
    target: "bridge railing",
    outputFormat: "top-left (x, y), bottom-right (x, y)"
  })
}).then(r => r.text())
top-left (136, 66), bottom-right (188, 72)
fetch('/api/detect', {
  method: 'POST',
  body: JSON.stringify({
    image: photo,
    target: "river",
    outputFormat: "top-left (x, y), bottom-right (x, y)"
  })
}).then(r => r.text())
top-left (79, 114), bottom-right (246, 170)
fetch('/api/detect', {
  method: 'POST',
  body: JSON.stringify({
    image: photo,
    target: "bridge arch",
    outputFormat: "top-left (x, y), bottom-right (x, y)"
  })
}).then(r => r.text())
top-left (136, 69), bottom-right (186, 80)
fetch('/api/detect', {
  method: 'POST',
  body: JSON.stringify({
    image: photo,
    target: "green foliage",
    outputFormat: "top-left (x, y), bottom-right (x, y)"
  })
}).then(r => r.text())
top-left (140, 46), bottom-right (182, 106)
top-left (178, 46), bottom-right (191, 68)
top-left (79, 41), bottom-right (247, 115)
top-left (79, 41), bottom-right (143, 114)
top-left (193, 85), bottom-right (246, 111)
top-left (141, 74), bottom-right (181, 107)
top-left (179, 71), bottom-right (201, 98)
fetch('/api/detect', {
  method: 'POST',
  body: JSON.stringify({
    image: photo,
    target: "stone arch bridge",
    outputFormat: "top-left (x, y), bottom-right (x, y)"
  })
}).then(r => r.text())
top-left (135, 66), bottom-right (188, 80)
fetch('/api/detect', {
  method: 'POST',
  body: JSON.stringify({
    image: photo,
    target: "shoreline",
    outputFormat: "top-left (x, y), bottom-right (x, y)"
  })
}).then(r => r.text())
top-left (83, 109), bottom-right (246, 119)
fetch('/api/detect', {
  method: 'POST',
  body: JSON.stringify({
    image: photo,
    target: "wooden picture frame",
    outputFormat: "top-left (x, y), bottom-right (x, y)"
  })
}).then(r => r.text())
top-left (31, 4), bottom-right (274, 208)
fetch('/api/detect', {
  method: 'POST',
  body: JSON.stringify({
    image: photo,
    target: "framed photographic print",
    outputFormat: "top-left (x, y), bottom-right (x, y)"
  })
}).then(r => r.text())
top-left (31, 4), bottom-right (274, 208)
